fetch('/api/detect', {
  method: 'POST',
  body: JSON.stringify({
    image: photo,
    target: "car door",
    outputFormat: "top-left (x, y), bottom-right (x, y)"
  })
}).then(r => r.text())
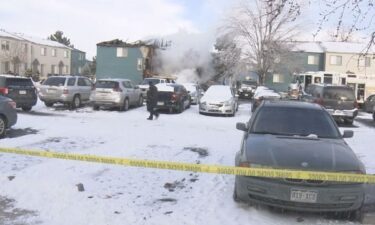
top-left (77, 78), bottom-right (92, 101)
top-left (123, 81), bottom-right (135, 104)
top-left (368, 95), bottom-right (375, 112)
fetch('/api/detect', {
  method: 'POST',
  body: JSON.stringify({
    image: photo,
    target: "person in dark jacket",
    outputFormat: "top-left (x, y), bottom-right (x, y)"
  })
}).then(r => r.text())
top-left (146, 81), bottom-right (159, 120)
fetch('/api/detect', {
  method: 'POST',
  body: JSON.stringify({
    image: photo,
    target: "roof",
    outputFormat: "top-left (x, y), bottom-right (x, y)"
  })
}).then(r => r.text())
top-left (97, 78), bottom-right (130, 82)
top-left (0, 74), bottom-right (31, 79)
top-left (263, 100), bottom-right (322, 110)
top-left (291, 41), bottom-right (325, 53)
top-left (320, 41), bottom-right (374, 54)
top-left (97, 39), bottom-right (155, 48)
top-left (0, 28), bottom-right (72, 49)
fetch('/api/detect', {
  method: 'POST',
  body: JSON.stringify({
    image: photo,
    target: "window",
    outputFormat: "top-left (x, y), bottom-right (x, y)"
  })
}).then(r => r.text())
top-left (330, 55), bottom-right (342, 65)
top-left (52, 49), bottom-right (57, 57)
top-left (65, 65), bottom-right (69, 73)
top-left (78, 67), bottom-right (82, 74)
top-left (272, 74), bottom-right (284, 83)
top-left (41, 47), bottom-right (47, 56)
top-left (40, 64), bottom-right (44, 76)
top-left (64, 50), bottom-right (69, 58)
top-left (78, 78), bottom-right (91, 86)
top-left (116, 47), bottom-right (128, 57)
top-left (24, 63), bottom-right (28, 70)
top-left (307, 55), bottom-right (318, 65)
top-left (137, 58), bottom-right (143, 71)
top-left (51, 65), bottom-right (56, 74)
top-left (4, 61), bottom-right (10, 72)
top-left (23, 44), bottom-right (28, 53)
top-left (359, 57), bottom-right (371, 67)
top-left (123, 81), bottom-right (132, 88)
top-left (67, 78), bottom-right (76, 86)
top-left (79, 53), bottom-right (84, 60)
top-left (1, 41), bottom-right (10, 51)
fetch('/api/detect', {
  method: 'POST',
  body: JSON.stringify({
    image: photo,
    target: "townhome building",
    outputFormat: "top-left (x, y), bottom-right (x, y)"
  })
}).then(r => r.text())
top-left (71, 48), bottom-right (87, 75)
top-left (0, 29), bottom-right (73, 80)
top-left (96, 39), bottom-right (156, 84)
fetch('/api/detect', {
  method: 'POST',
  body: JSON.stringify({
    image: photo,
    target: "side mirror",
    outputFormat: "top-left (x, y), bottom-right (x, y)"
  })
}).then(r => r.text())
top-left (342, 130), bottom-right (354, 138)
top-left (236, 122), bottom-right (248, 132)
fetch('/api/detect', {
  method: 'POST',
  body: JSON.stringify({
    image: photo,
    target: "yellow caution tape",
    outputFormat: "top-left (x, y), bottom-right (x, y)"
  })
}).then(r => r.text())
top-left (0, 147), bottom-right (374, 184)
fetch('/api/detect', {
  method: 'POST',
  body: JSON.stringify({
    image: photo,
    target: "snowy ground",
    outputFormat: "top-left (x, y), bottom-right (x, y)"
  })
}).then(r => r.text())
top-left (0, 100), bottom-right (374, 225)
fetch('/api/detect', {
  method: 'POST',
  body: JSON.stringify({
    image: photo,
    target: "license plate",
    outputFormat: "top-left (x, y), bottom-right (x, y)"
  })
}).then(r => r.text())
top-left (290, 189), bottom-right (317, 203)
top-left (245, 94), bottom-right (249, 96)
top-left (19, 90), bottom-right (27, 95)
top-left (157, 102), bottom-right (164, 106)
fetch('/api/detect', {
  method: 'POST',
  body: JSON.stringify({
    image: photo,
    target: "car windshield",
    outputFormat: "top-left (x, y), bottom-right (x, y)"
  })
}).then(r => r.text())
top-left (323, 87), bottom-right (355, 101)
top-left (251, 106), bottom-right (340, 138)
top-left (96, 80), bottom-right (118, 89)
top-left (184, 84), bottom-right (196, 93)
top-left (141, 79), bottom-right (160, 85)
top-left (5, 78), bottom-right (33, 87)
top-left (242, 81), bottom-right (257, 86)
top-left (205, 86), bottom-right (232, 98)
top-left (44, 77), bottom-right (66, 86)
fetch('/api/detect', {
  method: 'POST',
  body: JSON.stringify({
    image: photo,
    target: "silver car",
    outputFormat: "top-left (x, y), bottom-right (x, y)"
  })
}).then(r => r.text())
top-left (38, 76), bottom-right (93, 109)
top-left (90, 79), bottom-right (143, 111)
top-left (182, 83), bottom-right (200, 104)
top-left (199, 85), bottom-right (238, 116)
top-left (234, 100), bottom-right (365, 219)
top-left (0, 96), bottom-right (17, 138)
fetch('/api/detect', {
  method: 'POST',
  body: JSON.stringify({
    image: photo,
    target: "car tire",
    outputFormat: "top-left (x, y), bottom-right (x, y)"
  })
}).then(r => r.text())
top-left (169, 107), bottom-right (174, 114)
top-left (120, 99), bottom-right (129, 111)
top-left (233, 183), bottom-right (241, 203)
top-left (373, 112), bottom-right (375, 121)
top-left (178, 102), bottom-right (184, 113)
top-left (0, 116), bottom-right (6, 138)
top-left (138, 96), bottom-right (143, 107)
top-left (71, 95), bottom-right (81, 109)
top-left (22, 106), bottom-right (32, 112)
top-left (44, 102), bottom-right (53, 107)
top-left (93, 105), bottom-right (100, 111)
top-left (344, 118), bottom-right (354, 125)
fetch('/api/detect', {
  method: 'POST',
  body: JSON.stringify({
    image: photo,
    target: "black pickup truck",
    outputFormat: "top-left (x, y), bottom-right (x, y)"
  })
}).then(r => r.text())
top-left (155, 84), bottom-right (191, 113)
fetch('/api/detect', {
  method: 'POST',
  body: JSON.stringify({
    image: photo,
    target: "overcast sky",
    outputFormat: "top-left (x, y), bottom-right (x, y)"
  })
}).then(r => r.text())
top-left (0, 0), bottom-right (233, 59)
top-left (1, 0), bottom-right (372, 59)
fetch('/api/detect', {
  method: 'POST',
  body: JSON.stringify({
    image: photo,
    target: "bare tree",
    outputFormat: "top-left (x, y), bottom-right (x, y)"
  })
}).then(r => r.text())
top-left (326, 26), bottom-right (356, 42)
top-left (224, 0), bottom-right (301, 84)
top-left (0, 40), bottom-right (27, 74)
top-left (315, 0), bottom-right (375, 53)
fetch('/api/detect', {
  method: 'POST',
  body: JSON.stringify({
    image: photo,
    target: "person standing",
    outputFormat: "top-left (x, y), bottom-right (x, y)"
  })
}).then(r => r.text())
top-left (146, 81), bottom-right (159, 120)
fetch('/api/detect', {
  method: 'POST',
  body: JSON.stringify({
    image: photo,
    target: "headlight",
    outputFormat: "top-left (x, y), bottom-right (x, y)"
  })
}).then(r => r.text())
top-left (223, 101), bottom-right (231, 106)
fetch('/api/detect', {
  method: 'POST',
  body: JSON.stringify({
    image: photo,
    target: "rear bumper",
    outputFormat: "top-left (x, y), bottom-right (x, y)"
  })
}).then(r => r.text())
top-left (39, 94), bottom-right (73, 103)
top-left (5, 110), bottom-right (17, 128)
top-left (92, 100), bottom-right (122, 107)
top-left (235, 176), bottom-right (364, 212)
top-left (326, 108), bottom-right (358, 119)
top-left (13, 98), bottom-right (37, 108)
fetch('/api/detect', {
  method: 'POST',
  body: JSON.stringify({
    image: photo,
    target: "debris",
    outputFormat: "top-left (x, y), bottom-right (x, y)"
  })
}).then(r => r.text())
top-left (183, 147), bottom-right (209, 157)
top-left (190, 178), bottom-right (198, 182)
top-left (164, 211), bottom-right (173, 215)
top-left (114, 211), bottom-right (121, 214)
top-left (156, 198), bottom-right (177, 203)
top-left (296, 217), bottom-right (304, 222)
top-left (76, 183), bottom-right (85, 192)
top-left (8, 176), bottom-right (15, 181)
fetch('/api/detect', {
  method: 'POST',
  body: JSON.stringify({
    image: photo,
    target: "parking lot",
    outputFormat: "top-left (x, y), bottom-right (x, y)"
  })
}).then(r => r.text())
top-left (0, 100), bottom-right (374, 225)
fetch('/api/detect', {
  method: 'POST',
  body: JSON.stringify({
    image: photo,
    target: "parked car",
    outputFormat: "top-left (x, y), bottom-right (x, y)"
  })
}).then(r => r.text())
top-left (252, 87), bottom-right (281, 112)
top-left (38, 76), bottom-right (93, 109)
top-left (154, 83), bottom-right (190, 113)
top-left (90, 79), bottom-right (143, 111)
top-left (199, 85), bottom-right (238, 116)
top-left (0, 96), bottom-right (17, 138)
top-left (234, 100), bottom-right (365, 219)
top-left (139, 77), bottom-right (176, 99)
top-left (0, 75), bottom-right (38, 111)
top-left (181, 83), bottom-right (201, 104)
top-left (237, 80), bottom-right (257, 99)
top-left (363, 94), bottom-right (375, 113)
top-left (302, 84), bottom-right (358, 125)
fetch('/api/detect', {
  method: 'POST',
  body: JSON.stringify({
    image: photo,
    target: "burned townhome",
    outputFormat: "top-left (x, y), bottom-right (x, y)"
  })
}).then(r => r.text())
top-left (96, 39), bottom-right (161, 84)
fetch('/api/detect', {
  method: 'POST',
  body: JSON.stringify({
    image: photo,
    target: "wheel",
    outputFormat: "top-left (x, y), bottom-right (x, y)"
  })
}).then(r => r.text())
top-left (44, 102), bottom-right (53, 107)
top-left (0, 116), bottom-right (6, 138)
top-left (373, 112), bottom-right (375, 121)
top-left (71, 95), bottom-right (81, 109)
top-left (120, 99), bottom-right (129, 111)
top-left (178, 102), bottom-right (184, 113)
top-left (93, 105), bottom-right (100, 111)
top-left (169, 107), bottom-right (174, 114)
top-left (233, 183), bottom-right (241, 203)
top-left (138, 96), bottom-right (143, 107)
top-left (22, 106), bottom-right (32, 112)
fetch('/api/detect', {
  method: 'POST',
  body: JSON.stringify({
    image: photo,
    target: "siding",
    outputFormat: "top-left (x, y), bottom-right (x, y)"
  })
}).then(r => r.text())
top-left (96, 46), bottom-right (144, 84)
top-left (325, 52), bottom-right (375, 75)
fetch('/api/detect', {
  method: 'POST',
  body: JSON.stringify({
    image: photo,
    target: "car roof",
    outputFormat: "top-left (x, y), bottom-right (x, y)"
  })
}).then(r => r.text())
top-left (97, 78), bottom-right (130, 82)
top-left (46, 75), bottom-right (87, 79)
top-left (0, 74), bottom-right (31, 79)
top-left (263, 100), bottom-right (322, 110)
top-left (310, 83), bottom-right (352, 89)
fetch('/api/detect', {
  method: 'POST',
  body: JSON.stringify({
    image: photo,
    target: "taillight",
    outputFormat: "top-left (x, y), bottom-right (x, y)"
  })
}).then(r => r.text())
top-left (8, 101), bottom-right (16, 109)
top-left (314, 98), bottom-right (324, 105)
top-left (354, 101), bottom-right (359, 109)
top-left (239, 162), bottom-right (250, 167)
top-left (171, 93), bottom-right (177, 101)
top-left (63, 88), bottom-right (69, 94)
top-left (0, 87), bottom-right (8, 95)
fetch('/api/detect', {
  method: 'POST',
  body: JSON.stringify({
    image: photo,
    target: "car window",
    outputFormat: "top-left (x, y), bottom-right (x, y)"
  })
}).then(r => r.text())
top-left (323, 87), bottom-right (355, 101)
top-left (141, 78), bottom-right (160, 85)
top-left (370, 95), bottom-right (375, 102)
top-left (97, 81), bottom-right (119, 89)
top-left (67, 78), bottom-right (76, 86)
top-left (78, 78), bottom-right (87, 86)
top-left (5, 78), bottom-right (34, 87)
top-left (251, 107), bottom-right (340, 138)
top-left (124, 81), bottom-right (132, 88)
top-left (44, 77), bottom-right (66, 86)
top-left (84, 78), bottom-right (92, 86)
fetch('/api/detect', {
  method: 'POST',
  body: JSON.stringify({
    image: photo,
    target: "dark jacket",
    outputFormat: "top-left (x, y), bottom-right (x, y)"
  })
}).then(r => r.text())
top-left (147, 84), bottom-right (158, 111)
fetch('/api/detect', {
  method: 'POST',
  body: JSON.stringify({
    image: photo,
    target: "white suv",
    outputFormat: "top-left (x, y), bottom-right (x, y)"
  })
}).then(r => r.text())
top-left (138, 77), bottom-right (175, 98)
top-left (38, 76), bottom-right (93, 109)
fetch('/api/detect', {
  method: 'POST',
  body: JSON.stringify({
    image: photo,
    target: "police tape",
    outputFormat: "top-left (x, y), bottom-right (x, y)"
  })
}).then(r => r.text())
top-left (0, 147), bottom-right (374, 184)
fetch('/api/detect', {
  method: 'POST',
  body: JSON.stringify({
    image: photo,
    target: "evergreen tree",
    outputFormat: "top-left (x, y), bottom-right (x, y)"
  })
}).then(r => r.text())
top-left (48, 31), bottom-right (74, 47)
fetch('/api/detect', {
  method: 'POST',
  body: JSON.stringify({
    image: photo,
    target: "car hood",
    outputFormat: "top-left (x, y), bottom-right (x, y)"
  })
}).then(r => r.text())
top-left (201, 95), bottom-right (232, 104)
top-left (245, 134), bottom-right (364, 172)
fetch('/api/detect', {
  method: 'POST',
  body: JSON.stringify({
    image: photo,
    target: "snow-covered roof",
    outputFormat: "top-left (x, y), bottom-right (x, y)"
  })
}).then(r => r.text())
top-left (0, 28), bottom-right (71, 49)
top-left (320, 41), bottom-right (374, 54)
top-left (291, 42), bottom-right (325, 53)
